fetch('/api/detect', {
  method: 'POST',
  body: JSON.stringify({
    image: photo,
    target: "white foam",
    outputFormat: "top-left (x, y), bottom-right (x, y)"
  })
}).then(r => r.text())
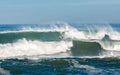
top-left (64, 30), bottom-right (120, 53)
top-left (0, 68), bottom-right (11, 75)
top-left (70, 59), bottom-right (102, 74)
top-left (0, 22), bottom-right (70, 34)
top-left (64, 30), bottom-right (120, 40)
top-left (1, 23), bottom-right (120, 41)
top-left (63, 23), bottom-right (120, 40)
top-left (63, 23), bottom-right (120, 51)
top-left (0, 23), bottom-right (120, 58)
top-left (98, 41), bottom-right (120, 51)
top-left (101, 51), bottom-right (120, 57)
top-left (0, 39), bottom-right (73, 59)
top-left (0, 29), bottom-right (65, 34)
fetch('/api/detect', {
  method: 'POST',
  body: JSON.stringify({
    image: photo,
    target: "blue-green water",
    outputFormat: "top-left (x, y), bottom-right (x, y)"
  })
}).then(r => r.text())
top-left (0, 23), bottom-right (120, 75)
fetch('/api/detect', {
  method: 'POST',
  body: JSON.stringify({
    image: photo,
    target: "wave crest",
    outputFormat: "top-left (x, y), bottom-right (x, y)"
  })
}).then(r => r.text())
top-left (0, 39), bottom-right (73, 59)
top-left (0, 22), bottom-right (120, 59)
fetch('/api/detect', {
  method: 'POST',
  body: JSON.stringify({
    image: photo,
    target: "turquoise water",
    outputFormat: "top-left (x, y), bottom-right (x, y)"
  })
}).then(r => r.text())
top-left (0, 23), bottom-right (120, 75)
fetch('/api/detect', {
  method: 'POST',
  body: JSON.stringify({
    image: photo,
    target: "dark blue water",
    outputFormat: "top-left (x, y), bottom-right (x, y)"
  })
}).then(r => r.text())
top-left (0, 57), bottom-right (120, 75)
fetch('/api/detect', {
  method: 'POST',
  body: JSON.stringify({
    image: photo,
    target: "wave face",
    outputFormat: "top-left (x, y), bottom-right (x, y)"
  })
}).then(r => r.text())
top-left (0, 32), bottom-right (62, 43)
top-left (0, 22), bottom-right (120, 59)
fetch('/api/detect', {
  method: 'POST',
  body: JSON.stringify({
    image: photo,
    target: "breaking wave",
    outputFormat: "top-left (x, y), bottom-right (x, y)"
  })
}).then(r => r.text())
top-left (0, 22), bottom-right (120, 59)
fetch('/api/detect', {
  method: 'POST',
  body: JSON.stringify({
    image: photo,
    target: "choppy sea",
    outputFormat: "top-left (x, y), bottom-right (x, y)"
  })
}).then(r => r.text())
top-left (0, 22), bottom-right (120, 75)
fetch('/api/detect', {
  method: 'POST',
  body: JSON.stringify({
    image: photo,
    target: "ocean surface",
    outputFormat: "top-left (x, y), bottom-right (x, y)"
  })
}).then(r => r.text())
top-left (0, 22), bottom-right (120, 75)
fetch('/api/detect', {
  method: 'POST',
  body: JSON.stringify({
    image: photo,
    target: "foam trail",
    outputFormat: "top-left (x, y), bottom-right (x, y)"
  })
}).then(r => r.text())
top-left (70, 59), bottom-right (102, 74)
top-left (0, 39), bottom-right (73, 59)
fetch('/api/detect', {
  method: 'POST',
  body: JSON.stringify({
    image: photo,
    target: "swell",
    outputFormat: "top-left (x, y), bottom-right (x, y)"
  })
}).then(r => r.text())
top-left (71, 40), bottom-right (102, 56)
top-left (0, 31), bottom-right (63, 43)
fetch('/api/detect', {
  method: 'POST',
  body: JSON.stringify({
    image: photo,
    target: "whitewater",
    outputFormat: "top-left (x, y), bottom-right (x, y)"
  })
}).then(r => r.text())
top-left (0, 22), bottom-right (120, 59)
top-left (0, 22), bottom-right (120, 75)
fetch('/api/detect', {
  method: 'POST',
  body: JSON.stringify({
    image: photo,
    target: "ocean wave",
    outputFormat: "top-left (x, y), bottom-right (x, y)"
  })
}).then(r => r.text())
top-left (0, 22), bottom-right (120, 59)
top-left (0, 38), bottom-right (120, 59)
top-left (0, 39), bottom-right (72, 59)
top-left (0, 31), bottom-right (63, 43)
top-left (0, 22), bottom-right (120, 41)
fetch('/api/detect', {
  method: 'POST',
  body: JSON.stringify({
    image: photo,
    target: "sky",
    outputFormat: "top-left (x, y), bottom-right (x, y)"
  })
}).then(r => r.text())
top-left (0, 0), bottom-right (120, 24)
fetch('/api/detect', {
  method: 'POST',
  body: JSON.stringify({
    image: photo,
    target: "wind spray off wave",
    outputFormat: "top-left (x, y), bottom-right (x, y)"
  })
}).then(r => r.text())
top-left (0, 22), bottom-right (120, 59)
